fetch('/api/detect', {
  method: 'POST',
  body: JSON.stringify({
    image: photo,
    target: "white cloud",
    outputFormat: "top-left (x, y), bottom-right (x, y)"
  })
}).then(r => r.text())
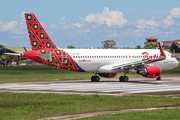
top-left (0, 11), bottom-right (28, 35)
top-left (136, 17), bottom-right (160, 30)
top-left (20, 11), bottom-right (26, 22)
top-left (0, 20), bottom-right (18, 32)
top-left (73, 22), bottom-right (81, 28)
top-left (108, 31), bottom-right (119, 37)
top-left (132, 29), bottom-right (145, 37)
top-left (84, 7), bottom-right (127, 27)
top-left (163, 7), bottom-right (180, 27)
top-left (163, 18), bottom-right (174, 27)
top-left (59, 16), bottom-right (65, 24)
top-left (169, 8), bottom-right (180, 18)
top-left (49, 23), bottom-right (57, 29)
top-left (78, 29), bottom-right (90, 34)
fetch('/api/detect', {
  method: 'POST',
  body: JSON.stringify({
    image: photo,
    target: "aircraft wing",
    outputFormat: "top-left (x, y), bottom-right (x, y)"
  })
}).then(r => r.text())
top-left (113, 43), bottom-right (165, 70)
top-left (99, 43), bottom-right (166, 72)
top-left (112, 58), bottom-right (164, 71)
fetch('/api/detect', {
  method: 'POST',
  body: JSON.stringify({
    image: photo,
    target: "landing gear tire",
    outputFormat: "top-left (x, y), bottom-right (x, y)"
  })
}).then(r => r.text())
top-left (119, 76), bottom-right (124, 82)
top-left (119, 76), bottom-right (129, 82)
top-left (156, 76), bottom-right (161, 81)
top-left (91, 76), bottom-right (100, 82)
top-left (124, 76), bottom-right (129, 82)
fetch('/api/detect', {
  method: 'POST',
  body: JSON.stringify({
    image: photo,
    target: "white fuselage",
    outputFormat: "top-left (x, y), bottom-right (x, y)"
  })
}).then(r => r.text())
top-left (63, 49), bottom-right (178, 73)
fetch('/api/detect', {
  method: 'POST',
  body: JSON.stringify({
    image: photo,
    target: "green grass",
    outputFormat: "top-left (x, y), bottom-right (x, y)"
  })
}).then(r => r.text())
top-left (1, 92), bottom-right (180, 120)
top-left (0, 64), bottom-right (179, 83)
top-left (79, 108), bottom-right (180, 120)
top-left (0, 65), bottom-right (93, 83)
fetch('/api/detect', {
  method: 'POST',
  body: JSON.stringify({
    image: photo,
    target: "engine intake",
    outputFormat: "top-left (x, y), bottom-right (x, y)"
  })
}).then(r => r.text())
top-left (137, 66), bottom-right (161, 78)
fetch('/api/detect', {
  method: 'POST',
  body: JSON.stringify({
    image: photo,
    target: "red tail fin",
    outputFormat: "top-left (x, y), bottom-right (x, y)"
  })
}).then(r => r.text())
top-left (25, 13), bottom-right (58, 50)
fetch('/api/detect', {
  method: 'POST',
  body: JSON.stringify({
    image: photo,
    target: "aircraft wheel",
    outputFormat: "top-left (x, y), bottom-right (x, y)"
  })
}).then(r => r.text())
top-left (119, 76), bottom-right (129, 82)
top-left (91, 76), bottom-right (95, 82)
top-left (119, 76), bottom-right (124, 82)
top-left (124, 76), bottom-right (129, 82)
top-left (91, 76), bottom-right (100, 82)
top-left (95, 76), bottom-right (100, 82)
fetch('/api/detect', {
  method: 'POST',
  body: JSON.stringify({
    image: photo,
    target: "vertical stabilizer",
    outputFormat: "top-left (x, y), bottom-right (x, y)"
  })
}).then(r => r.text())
top-left (25, 13), bottom-right (58, 50)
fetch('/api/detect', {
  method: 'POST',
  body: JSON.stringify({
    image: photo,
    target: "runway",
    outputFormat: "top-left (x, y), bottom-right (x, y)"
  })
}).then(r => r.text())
top-left (0, 76), bottom-right (180, 95)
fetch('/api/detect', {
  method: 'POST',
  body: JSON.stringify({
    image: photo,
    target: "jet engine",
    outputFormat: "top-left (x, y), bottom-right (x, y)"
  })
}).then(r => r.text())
top-left (137, 66), bottom-right (161, 78)
top-left (98, 73), bottom-right (117, 78)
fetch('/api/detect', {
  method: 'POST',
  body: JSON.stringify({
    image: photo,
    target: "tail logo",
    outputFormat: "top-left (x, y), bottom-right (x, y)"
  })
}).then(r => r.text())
top-left (25, 13), bottom-right (57, 50)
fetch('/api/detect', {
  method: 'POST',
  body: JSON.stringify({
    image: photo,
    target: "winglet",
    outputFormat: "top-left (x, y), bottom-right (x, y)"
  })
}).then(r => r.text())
top-left (158, 42), bottom-right (166, 59)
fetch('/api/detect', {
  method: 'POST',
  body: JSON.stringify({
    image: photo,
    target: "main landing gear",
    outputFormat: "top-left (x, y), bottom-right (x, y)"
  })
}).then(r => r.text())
top-left (91, 72), bottom-right (100, 82)
top-left (119, 76), bottom-right (129, 82)
top-left (119, 70), bottom-right (129, 82)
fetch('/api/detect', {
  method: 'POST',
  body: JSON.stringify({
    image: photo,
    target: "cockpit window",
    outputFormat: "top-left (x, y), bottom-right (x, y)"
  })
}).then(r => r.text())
top-left (171, 55), bottom-right (174, 58)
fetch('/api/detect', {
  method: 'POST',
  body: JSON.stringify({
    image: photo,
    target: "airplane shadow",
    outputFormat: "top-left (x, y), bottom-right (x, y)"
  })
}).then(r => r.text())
top-left (28, 78), bottom-right (175, 85)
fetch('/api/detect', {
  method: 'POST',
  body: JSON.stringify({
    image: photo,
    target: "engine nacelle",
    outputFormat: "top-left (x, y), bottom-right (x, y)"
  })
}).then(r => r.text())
top-left (98, 73), bottom-right (117, 78)
top-left (137, 66), bottom-right (161, 78)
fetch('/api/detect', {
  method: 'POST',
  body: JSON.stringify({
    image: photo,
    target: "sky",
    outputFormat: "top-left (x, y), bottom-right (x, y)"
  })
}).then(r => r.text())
top-left (1, 0), bottom-right (180, 48)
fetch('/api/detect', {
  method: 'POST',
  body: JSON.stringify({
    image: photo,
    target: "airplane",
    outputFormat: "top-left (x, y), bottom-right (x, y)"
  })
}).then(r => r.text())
top-left (20, 13), bottom-right (178, 82)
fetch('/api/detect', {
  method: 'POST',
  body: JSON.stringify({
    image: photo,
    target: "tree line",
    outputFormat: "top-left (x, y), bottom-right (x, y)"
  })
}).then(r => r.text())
top-left (67, 40), bottom-right (157, 49)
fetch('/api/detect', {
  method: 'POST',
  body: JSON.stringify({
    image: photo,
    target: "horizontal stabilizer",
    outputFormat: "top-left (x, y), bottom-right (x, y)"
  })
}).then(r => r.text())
top-left (36, 53), bottom-right (52, 60)
top-left (3, 53), bottom-right (21, 56)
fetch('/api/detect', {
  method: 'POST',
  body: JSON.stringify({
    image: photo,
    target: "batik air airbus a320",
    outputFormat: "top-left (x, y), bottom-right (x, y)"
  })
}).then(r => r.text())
top-left (20, 13), bottom-right (178, 82)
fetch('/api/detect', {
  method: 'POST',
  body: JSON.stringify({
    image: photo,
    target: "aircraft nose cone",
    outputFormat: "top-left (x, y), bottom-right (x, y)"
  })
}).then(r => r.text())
top-left (175, 59), bottom-right (179, 67)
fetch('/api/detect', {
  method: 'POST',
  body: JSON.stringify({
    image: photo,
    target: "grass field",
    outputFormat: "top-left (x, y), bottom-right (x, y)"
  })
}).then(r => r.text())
top-left (0, 63), bottom-right (179, 83)
top-left (79, 108), bottom-right (180, 120)
top-left (0, 92), bottom-right (180, 120)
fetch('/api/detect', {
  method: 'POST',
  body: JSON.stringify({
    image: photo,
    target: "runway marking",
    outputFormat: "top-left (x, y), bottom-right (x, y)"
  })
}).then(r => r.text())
top-left (1, 80), bottom-right (180, 95)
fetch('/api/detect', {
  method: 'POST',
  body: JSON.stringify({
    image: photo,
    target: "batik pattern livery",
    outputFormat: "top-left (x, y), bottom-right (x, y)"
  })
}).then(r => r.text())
top-left (25, 13), bottom-right (81, 72)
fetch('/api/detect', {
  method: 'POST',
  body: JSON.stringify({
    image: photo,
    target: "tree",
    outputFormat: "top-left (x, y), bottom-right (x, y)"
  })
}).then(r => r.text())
top-left (143, 43), bottom-right (158, 49)
top-left (101, 40), bottom-right (116, 49)
top-left (67, 45), bottom-right (75, 49)
top-left (0, 44), bottom-right (5, 48)
top-left (0, 44), bottom-right (5, 59)
top-left (135, 45), bottom-right (141, 49)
